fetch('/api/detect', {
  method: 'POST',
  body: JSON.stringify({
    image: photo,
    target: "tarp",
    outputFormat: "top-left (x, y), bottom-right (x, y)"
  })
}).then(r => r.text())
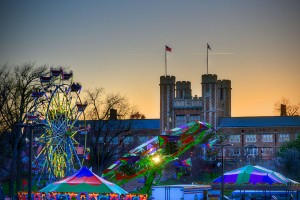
top-left (40, 167), bottom-right (128, 194)
top-left (212, 165), bottom-right (299, 185)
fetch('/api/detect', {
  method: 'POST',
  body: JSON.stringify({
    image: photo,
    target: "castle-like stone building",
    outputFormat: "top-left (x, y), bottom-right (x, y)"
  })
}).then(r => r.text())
top-left (159, 73), bottom-right (300, 164)
top-left (160, 74), bottom-right (231, 132)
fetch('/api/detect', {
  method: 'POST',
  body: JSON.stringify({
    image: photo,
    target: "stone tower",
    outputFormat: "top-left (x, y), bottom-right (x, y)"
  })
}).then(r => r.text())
top-left (160, 75), bottom-right (175, 133)
top-left (176, 81), bottom-right (192, 99)
top-left (217, 79), bottom-right (231, 118)
top-left (202, 74), bottom-right (218, 128)
top-left (160, 73), bottom-right (231, 131)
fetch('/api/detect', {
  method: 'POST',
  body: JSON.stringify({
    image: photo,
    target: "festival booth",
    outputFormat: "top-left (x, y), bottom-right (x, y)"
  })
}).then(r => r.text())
top-left (212, 165), bottom-right (300, 198)
top-left (18, 167), bottom-right (147, 200)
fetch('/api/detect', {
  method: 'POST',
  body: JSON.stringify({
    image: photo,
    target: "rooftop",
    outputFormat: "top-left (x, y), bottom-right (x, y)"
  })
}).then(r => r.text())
top-left (84, 119), bottom-right (160, 130)
top-left (219, 116), bottom-right (300, 128)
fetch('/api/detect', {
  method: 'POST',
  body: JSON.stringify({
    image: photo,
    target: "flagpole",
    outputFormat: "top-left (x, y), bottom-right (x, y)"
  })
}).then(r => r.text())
top-left (207, 43), bottom-right (208, 74)
top-left (165, 47), bottom-right (167, 76)
top-left (165, 45), bottom-right (172, 76)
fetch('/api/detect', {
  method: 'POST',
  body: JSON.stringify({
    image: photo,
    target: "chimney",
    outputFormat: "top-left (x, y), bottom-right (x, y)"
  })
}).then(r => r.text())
top-left (280, 104), bottom-right (287, 116)
top-left (110, 109), bottom-right (117, 120)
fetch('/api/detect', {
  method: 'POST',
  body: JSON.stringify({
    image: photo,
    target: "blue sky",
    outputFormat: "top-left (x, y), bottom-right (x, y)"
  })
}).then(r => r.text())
top-left (1, 0), bottom-right (300, 118)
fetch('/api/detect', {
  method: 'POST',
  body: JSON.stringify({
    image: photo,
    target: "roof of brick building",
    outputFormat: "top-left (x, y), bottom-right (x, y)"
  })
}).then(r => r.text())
top-left (83, 119), bottom-right (160, 130)
top-left (219, 116), bottom-right (300, 128)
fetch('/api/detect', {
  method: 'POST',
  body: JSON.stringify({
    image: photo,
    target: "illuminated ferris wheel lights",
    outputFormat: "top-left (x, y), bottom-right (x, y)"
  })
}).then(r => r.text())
top-left (32, 67), bottom-right (88, 185)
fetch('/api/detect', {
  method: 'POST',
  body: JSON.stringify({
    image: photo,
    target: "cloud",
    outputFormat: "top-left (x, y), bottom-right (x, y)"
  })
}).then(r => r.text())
top-left (191, 52), bottom-right (236, 55)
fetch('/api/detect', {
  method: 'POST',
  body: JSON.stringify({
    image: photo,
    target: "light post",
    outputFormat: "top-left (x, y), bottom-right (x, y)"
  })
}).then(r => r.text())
top-left (16, 122), bottom-right (46, 200)
top-left (214, 143), bottom-right (233, 200)
top-left (241, 130), bottom-right (244, 165)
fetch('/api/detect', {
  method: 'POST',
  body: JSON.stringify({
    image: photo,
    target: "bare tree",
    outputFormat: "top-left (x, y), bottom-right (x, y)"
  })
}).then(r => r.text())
top-left (0, 65), bottom-right (13, 131)
top-left (84, 88), bottom-right (145, 175)
top-left (130, 110), bottom-right (146, 119)
top-left (274, 97), bottom-right (300, 116)
top-left (0, 63), bottom-right (47, 197)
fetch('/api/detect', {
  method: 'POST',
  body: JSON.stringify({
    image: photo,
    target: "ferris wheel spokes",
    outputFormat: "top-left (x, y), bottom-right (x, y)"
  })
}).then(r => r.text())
top-left (32, 67), bottom-right (88, 186)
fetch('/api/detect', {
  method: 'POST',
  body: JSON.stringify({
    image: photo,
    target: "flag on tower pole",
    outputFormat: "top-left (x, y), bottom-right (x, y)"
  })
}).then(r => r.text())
top-left (165, 45), bottom-right (172, 52)
top-left (207, 43), bottom-right (211, 51)
top-left (165, 45), bottom-right (172, 76)
top-left (207, 43), bottom-right (212, 74)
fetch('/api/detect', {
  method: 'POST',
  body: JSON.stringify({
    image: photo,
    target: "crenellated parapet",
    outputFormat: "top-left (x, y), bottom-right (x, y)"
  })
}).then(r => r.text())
top-left (160, 75), bottom-right (175, 85)
top-left (202, 74), bottom-right (217, 83)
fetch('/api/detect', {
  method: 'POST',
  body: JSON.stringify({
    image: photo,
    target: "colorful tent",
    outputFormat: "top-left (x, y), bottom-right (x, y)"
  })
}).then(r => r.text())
top-left (40, 167), bottom-right (128, 194)
top-left (212, 165), bottom-right (299, 185)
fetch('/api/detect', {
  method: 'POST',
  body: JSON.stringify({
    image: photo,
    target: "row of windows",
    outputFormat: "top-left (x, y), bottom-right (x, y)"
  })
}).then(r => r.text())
top-left (98, 136), bottom-right (150, 144)
top-left (222, 147), bottom-right (274, 156)
top-left (98, 134), bottom-right (293, 145)
top-left (175, 115), bottom-right (201, 127)
top-left (228, 134), bottom-right (290, 143)
top-left (97, 133), bottom-right (294, 145)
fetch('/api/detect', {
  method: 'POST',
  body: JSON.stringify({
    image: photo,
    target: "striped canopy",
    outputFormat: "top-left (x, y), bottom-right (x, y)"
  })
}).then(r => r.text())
top-left (212, 165), bottom-right (298, 185)
top-left (40, 167), bottom-right (128, 194)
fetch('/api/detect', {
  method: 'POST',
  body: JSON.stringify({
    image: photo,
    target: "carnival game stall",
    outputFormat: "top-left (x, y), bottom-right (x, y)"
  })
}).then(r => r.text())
top-left (212, 165), bottom-right (300, 199)
top-left (212, 165), bottom-right (299, 187)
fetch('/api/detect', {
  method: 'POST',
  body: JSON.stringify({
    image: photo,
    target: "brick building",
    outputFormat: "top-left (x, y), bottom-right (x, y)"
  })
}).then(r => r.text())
top-left (159, 73), bottom-right (300, 162)
top-left (160, 74), bottom-right (231, 133)
top-left (218, 116), bottom-right (300, 162)
top-left (83, 73), bottom-right (299, 165)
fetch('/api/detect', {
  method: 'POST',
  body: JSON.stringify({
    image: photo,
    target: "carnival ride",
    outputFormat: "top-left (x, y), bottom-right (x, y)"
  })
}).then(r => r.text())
top-left (102, 120), bottom-right (215, 195)
top-left (29, 67), bottom-right (89, 187)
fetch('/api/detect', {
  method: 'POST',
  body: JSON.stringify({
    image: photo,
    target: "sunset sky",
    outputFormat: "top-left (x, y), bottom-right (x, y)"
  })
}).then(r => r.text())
top-left (1, 0), bottom-right (300, 119)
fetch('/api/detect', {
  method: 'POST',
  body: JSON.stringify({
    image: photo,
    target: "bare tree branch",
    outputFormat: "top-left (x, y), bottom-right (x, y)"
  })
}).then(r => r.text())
top-left (83, 88), bottom-right (145, 175)
top-left (274, 97), bottom-right (300, 116)
top-left (0, 63), bottom-right (47, 197)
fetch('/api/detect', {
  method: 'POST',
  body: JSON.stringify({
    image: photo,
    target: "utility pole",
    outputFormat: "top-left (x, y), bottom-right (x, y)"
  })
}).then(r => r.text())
top-left (214, 143), bottom-right (233, 200)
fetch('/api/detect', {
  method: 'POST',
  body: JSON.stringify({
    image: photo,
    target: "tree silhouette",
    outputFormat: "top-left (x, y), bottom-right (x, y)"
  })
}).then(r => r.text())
top-left (0, 63), bottom-right (47, 197)
top-left (84, 88), bottom-right (145, 175)
top-left (274, 97), bottom-right (299, 116)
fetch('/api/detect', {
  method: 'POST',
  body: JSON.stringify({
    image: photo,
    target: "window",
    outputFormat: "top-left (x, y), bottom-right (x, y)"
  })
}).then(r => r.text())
top-left (245, 135), bottom-right (256, 142)
top-left (189, 115), bottom-right (200, 121)
top-left (245, 146), bottom-right (258, 155)
top-left (220, 87), bottom-right (224, 100)
top-left (124, 136), bottom-right (134, 144)
top-left (175, 114), bottom-right (200, 126)
top-left (98, 137), bottom-right (104, 143)
top-left (229, 135), bottom-right (240, 142)
top-left (230, 148), bottom-right (240, 156)
top-left (279, 134), bottom-right (289, 142)
top-left (217, 148), bottom-right (226, 157)
top-left (262, 134), bottom-right (273, 142)
top-left (139, 136), bottom-right (148, 143)
top-left (176, 115), bottom-right (186, 127)
top-left (108, 136), bottom-right (119, 144)
top-left (261, 148), bottom-right (273, 155)
top-left (110, 149), bottom-right (119, 158)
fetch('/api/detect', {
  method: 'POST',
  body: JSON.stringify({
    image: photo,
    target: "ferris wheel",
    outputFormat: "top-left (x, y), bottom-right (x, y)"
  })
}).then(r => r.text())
top-left (30, 67), bottom-right (89, 186)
